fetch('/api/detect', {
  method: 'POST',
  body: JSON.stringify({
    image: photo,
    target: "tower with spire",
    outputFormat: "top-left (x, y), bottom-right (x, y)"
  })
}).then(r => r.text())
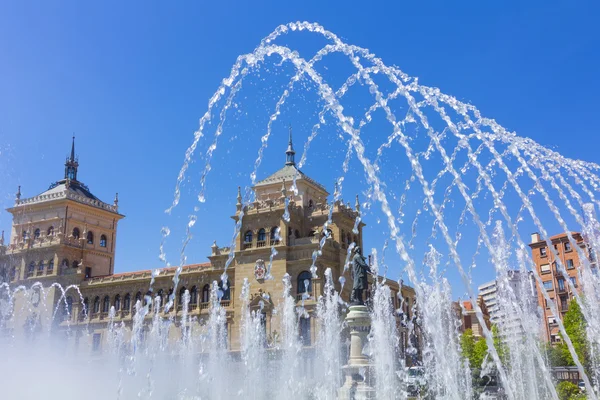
top-left (64, 136), bottom-right (79, 181)
top-left (285, 125), bottom-right (295, 166)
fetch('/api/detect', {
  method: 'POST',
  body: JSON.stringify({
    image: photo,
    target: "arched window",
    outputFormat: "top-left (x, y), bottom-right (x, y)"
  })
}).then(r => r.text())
top-left (93, 296), bottom-right (100, 313)
top-left (37, 261), bottom-right (44, 272)
top-left (244, 230), bottom-right (253, 243)
top-left (114, 294), bottom-right (121, 311)
top-left (270, 226), bottom-right (279, 243)
top-left (135, 292), bottom-right (142, 308)
top-left (295, 229), bottom-right (300, 238)
top-left (218, 281), bottom-right (231, 301)
top-left (347, 232), bottom-right (352, 245)
top-left (22, 230), bottom-right (28, 241)
top-left (87, 231), bottom-right (94, 245)
top-left (190, 286), bottom-right (198, 305)
top-left (48, 259), bottom-right (54, 272)
top-left (202, 284), bottom-right (210, 303)
top-left (179, 287), bottom-right (187, 305)
top-left (62, 259), bottom-right (69, 269)
top-left (102, 296), bottom-right (110, 313)
top-left (258, 228), bottom-right (266, 242)
top-left (308, 199), bottom-right (314, 208)
top-left (34, 228), bottom-right (40, 239)
top-left (72, 227), bottom-right (80, 239)
top-left (27, 262), bottom-right (35, 276)
top-left (9, 267), bottom-right (16, 281)
top-left (297, 271), bottom-right (312, 294)
top-left (72, 260), bottom-right (79, 269)
top-left (100, 235), bottom-right (107, 248)
top-left (157, 289), bottom-right (164, 307)
top-left (123, 293), bottom-right (131, 311)
top-left (47, 226), bottom-right (54, 236)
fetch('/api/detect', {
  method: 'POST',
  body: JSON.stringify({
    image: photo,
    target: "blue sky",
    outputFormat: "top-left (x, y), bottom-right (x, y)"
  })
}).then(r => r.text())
top-left (1, 1), bottom-right (599, 298)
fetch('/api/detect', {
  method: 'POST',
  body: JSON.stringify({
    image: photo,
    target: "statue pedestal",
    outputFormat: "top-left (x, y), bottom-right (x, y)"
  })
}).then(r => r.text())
top-left (338, 305), bottom-right (375, 400)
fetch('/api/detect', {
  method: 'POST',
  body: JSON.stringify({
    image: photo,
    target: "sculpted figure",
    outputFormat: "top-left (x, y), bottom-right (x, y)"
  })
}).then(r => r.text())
top-left (350, 246), bottom-right (371, 305)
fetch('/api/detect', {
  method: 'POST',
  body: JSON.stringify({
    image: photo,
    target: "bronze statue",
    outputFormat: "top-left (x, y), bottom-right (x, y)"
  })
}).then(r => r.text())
top-left (350, 246), bottom-right (371, 305)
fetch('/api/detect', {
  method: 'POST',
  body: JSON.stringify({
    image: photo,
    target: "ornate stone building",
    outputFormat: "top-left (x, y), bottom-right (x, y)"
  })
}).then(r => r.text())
top-left (0, 135), bottom-right (417, 357)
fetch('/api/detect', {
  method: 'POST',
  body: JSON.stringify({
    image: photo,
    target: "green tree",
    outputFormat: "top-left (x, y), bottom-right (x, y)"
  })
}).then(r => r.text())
top-left (560, 299), bottom-right (589, 369)
top-left (542, 341), bottom-right (570, 367)
top-left (556, 381), bottom-right (579, 400)
top-left (460, 328), bottom-right (476, 367)
top-left (492, 324), bottom-right (509, 365)
top-left (473, 336), bottom-right (488, 368)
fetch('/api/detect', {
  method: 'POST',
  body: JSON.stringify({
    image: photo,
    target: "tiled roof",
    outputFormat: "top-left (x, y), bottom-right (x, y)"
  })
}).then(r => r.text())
top-left (255, 164), bottom-right (327, 192)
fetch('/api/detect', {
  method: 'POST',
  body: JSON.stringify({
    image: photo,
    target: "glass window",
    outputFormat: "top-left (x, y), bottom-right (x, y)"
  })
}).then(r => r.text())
top-left (190, 286), bottom-right (198, 305)
top-left (72, 227), bottom-right (80, 239)
top-left (566, 259), bottom-right (575, 269)
top-left (564, 242), bottom-right (572, 252)
top-left (540, 264), bottom-right (550, 273)
top-left (297, 271), bottom-right (312, 294)
top-left (557, 278), bottom-right (566, 291)
top-left (102, 296), bottom-right (110, 313)
top-left (48, 259), bottom-right (54, 272)
top-left (93, 297), bottom-right (100, 313)
top-left (47, 226), bottom-right (54, 236)
top-left (123, 294), bottom-right (131, 311)
top-left (299, 317), bottom-right (311, 346)
top-left (218, 281), bottom-right (230, 301)
top-left (257, 228), bottom-right (266, 242)
top-left (34, 229), bottom-right (40, 239)
top-left (570, 277), bottom-right (577, 287)
top-left (270, 227), bottom-right (279, 242)
top-left (543, 281), bottom-right (553, 291)
top-left (87, 231), bottom-right (94, 245)
top-left (100, 235), bottom-right (107, 247)
top-left (244, 230), bottom-right (253, 243)
top-left (114, 295), bottom-right (121, 311)
top-left (72, 260), bottom-right (79, 269)
top-left (202, 284), bottom-right (210, 303)
top-left (38, 261), bottom-right (44, 272)
top-left (540, 247), bottom-right (547, 257)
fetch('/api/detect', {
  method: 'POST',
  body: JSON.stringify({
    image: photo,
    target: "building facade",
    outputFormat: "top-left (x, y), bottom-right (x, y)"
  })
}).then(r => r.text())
top-left (453, 297), bottom-right (491, 339)
top-left (478, 270), bottom-right (537, 337)
top-left (529, 232), bottom-right (588, 343)
top-left (0, 135), bottom-right (417, 358)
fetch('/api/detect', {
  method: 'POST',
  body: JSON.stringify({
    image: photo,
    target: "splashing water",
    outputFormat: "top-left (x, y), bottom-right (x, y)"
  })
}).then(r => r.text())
top-left (1, 21), bottom-right (600, 399)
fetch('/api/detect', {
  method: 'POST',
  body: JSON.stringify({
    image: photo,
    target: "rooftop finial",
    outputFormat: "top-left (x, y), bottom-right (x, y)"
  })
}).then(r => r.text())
top-left (285, 125), bottom-right (295, 166)
top-left (0, 230), bottom-right (4, 246)
top-left (355, 194), bottom-right (360, 212)
top-left (236, 186), bottom-right (243, 212)
top-left (114, 192), bottom-right (119, 207)
top-left (15, 185), bottom-right (21, 201)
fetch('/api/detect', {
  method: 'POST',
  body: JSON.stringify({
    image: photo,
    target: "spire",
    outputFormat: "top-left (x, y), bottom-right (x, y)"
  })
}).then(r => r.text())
top-left (64, 136), bottom-right (79, 181)
top-left (70, 135), bottom-right (76, 162)
top-left (285, 125), bottom-right (295, 166)
top-left (355, 194), bottom-right (360, 212)
top-left (15, 185), bottom-right (21, 202)
top-left (113, 193), bottom-right (119, 208)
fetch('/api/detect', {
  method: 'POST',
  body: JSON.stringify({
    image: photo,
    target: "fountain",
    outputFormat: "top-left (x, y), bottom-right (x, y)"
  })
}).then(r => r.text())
top-left (1, 21), bottom-right (600, 400)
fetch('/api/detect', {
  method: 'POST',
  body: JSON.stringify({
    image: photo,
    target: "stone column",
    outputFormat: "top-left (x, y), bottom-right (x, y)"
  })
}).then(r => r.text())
top-left (338, 305), bottom-right (375, 400)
